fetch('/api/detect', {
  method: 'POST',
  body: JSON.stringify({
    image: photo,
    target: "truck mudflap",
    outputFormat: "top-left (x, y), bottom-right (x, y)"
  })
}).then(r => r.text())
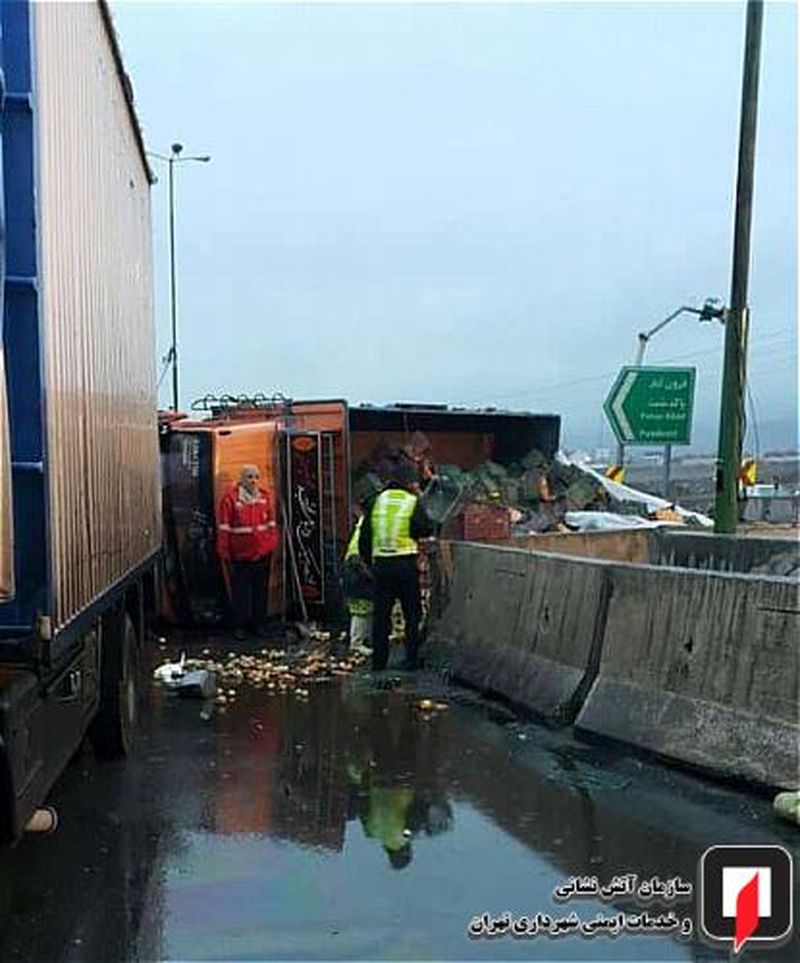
top-left (0, 636), bottom-right (99, 843)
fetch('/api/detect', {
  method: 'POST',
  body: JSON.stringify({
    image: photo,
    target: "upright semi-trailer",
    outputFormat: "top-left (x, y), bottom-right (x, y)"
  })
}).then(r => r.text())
top-left (0, 0), bottom-right (161, 842)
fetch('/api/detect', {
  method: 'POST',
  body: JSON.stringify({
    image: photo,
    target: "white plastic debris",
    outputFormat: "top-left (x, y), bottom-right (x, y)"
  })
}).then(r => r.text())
top-left (175, 669), bottom-right (217, 699)
top-left (153, 651), bottom-right (186, 685)
top-left (153, 652), bottom-right (217, 699)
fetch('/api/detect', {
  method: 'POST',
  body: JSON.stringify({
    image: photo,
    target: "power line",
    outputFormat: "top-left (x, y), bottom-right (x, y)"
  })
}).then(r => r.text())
top-left (460, 329), bottom-right (796, 407)
top-left (745, 384), bottom-right (761, 460)
top-left (157, 354), bottom-right (172, 390)
top-left (657, 331), bottom-right (794, 366)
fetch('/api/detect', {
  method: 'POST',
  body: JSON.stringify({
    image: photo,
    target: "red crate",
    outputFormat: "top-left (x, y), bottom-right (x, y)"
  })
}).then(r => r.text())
top-left (462, 503), bottom-right (511, 541)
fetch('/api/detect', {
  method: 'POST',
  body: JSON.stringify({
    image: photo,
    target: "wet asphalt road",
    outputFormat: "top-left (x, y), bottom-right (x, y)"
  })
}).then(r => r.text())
top-left (0, 636), bottom-right (797, 962)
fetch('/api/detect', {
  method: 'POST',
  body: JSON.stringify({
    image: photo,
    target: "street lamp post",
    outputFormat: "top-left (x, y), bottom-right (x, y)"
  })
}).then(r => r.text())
top-left (148, 143), bottom-right (211, 411)
top-left (168, 148), bottom-right (179, 412)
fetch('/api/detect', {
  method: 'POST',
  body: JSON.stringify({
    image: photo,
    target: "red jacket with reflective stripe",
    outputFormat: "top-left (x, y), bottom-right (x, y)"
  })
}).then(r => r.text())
top-left (216, 485), bottom-right (278, 561)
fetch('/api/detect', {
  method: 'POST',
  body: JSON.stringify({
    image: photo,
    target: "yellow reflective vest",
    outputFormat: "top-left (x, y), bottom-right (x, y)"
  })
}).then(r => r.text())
top-left (371, 489), bottom-right (418, 557)
top-left (345, 517), bottom-right (363, 561)
top-left (363, 786), bottom-right (414, 852)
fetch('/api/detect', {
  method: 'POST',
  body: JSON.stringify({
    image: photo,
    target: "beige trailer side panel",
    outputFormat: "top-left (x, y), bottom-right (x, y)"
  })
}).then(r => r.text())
top-left (34, 1), bottom-right (160, 628)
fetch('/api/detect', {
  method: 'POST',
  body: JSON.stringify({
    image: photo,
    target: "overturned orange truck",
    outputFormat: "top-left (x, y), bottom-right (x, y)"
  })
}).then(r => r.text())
top-left (159, 398), bottom-right (560, 626)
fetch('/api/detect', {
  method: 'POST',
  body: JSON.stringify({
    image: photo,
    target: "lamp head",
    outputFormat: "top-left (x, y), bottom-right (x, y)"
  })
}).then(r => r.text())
top-left (699, 297), bottom-right (726, 323)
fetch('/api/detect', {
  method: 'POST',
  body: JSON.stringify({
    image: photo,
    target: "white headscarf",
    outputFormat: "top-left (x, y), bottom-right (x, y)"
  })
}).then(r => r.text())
top-left (238, 464), bottom-right (262, 504)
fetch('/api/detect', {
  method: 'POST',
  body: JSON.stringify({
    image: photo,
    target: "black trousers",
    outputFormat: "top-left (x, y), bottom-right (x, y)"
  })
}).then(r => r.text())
top-left (372, 555), bottom-right (420, 671)
top-left (231, 556), bottom-right (270, 629)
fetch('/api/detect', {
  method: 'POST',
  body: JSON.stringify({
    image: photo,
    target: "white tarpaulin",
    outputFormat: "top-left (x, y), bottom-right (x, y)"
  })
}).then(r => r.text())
top-left (564, 511), bottom-right (666, 532)
top-left (557, 453), bottom-right (713, 529)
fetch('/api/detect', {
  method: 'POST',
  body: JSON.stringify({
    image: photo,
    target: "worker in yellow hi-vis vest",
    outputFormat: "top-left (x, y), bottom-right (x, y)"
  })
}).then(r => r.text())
top-left (342, 508), bottom-right (374, 655)
top-left (359, 464), bottom-right (434, 671)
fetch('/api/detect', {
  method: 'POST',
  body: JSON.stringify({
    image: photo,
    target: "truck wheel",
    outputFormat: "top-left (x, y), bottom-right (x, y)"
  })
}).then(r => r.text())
top-left (90, 610), bottom-right (142, 759)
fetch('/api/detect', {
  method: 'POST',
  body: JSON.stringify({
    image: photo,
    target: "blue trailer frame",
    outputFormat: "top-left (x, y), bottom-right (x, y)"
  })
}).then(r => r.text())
top-left (1, 0), bottom-right (50, 642)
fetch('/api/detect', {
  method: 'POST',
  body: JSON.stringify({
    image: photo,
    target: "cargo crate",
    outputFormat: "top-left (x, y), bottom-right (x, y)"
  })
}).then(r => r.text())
top-left (462, 503), bottom-right (511, 541)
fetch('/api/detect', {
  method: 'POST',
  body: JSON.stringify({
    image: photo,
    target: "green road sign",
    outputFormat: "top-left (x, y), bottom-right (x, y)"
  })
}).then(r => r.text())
top-left (603, 366), bottom-right (696, 445)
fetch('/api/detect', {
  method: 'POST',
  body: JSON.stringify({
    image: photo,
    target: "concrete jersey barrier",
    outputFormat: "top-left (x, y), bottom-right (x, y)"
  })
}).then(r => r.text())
top-left (576, 563), bottom-right (799, 789)
top-left (653, 530), bottom-right (799, 577)
top-left (428, 540), bottom-right (800, 790)
top-left (427, 542), bottom-right (609, 724)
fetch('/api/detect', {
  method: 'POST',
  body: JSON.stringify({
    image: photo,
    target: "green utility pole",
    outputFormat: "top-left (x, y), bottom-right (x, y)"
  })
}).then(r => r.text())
top-left (714, 0), bottom-right (764, 533)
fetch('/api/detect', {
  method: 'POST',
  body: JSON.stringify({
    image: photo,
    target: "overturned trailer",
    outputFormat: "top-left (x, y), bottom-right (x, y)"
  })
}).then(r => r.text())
top-left (160, 398), bottom-right (560, 626)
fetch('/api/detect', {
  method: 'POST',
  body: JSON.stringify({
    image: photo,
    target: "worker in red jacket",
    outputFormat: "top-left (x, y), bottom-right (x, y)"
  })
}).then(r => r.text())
top-left (217, 464), bottom-right (279, 640)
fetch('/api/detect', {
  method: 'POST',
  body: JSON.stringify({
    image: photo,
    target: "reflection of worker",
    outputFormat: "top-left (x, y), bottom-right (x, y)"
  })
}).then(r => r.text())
top-left (346, 696), bottom-right (453, 871)
top-left (217, 465), bottom-right (278, 640)
top-left (342, 508), bottom-right (373, 655)
top-left (363, 784), bottom-right (415, 869)
top-left (359, 465), bottom-right (434, 671)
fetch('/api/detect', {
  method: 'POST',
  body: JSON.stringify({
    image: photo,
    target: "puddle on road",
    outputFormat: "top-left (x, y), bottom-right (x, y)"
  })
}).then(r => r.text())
top-left (0, 657), bottom-right (796, 962)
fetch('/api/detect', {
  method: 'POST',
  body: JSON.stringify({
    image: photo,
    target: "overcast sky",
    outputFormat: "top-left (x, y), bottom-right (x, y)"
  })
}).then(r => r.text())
top-left (113, 0), bottom-right (797, 453)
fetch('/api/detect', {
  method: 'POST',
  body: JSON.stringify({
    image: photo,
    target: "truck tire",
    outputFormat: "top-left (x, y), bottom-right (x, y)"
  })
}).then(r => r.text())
top-left (89, 609), bottom-right (142, 759)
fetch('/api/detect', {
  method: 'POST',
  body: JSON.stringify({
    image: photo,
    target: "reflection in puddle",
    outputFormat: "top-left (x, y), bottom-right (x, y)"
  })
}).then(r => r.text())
top-left (1, 671), bottom-right (797, 962)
